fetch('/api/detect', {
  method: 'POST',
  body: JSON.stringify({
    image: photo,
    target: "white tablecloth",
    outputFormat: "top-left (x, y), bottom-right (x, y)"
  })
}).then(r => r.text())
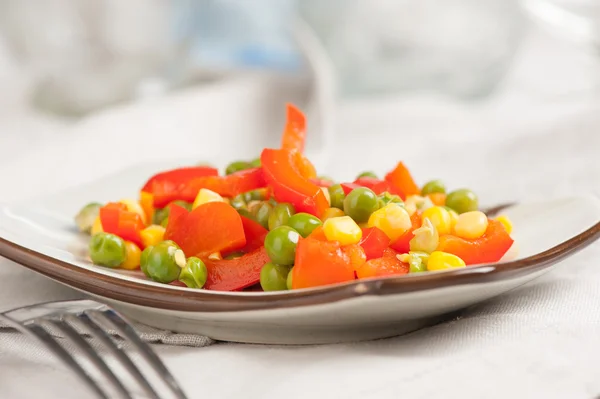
top-left (0, 28), bottom-right (599, 398)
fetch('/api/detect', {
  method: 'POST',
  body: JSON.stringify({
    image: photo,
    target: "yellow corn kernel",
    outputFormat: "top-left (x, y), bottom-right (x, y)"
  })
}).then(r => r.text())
top-left (90, 216), bottom-right (103, 236)
top-left (193, 188), bottom-right (224, 209)
top-left (404, 195), bottom-right (425, 216)
top-left (448, 209), bottom-right (459, 229)
top-left (140, 225), bottom-right (166, 248)
top-left (208, 252), bottom-right (222, 260)
top-left (421, 206), bottom-right (452, 235)
top-left (427, 251), bottom-right (466, 271)
top-left (367, 204), bottom-right (412, 242)
top-left (409, 217), bottom-right (439, 253)
top-left (121, 241), bottom-right (142, 270)
top-left (453, 211), bottom-right (488, 239)
top-left (321, 207), bottom-right (345, 222)
top-left (495, 215), bottom-right (513, 235)
top-left (323, 216), bottom-right (362, 245)
top-left (119, 199), bottom-right (147, 224)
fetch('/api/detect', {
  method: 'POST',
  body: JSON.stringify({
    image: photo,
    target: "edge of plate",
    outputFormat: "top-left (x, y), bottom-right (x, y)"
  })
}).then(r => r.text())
top-left (0, 202), bottom-right (598, 312)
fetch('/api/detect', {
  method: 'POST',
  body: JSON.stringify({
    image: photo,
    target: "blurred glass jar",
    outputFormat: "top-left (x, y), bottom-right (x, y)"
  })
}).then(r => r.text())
top-left (298, 0), bottom-right (526, 99)
top-left (0, 0), bottom-right (191, 117)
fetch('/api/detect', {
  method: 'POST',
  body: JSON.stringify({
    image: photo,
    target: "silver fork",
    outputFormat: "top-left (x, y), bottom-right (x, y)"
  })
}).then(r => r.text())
top-left (0, 299), bottom-right (188, 399)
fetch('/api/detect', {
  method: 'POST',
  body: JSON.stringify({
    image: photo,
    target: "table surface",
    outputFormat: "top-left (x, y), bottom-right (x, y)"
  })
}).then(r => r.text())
top-left (0, 28), bottom-right (599, 399)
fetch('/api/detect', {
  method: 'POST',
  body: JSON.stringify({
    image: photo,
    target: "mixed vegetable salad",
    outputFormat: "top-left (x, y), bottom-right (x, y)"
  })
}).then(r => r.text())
top-left (75, 104), bottom-right (514, 292)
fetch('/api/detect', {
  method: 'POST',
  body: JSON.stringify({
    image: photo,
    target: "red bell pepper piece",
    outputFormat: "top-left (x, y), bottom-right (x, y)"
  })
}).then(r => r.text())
top-left (292, 238), bottom-right (355, 289)
top-left (356, 248), bottom-right (409, 279)
top-left (389, 211), bottom-right (422, 253)
top-left (340, 183), bottom-right (362, 195)
top-left (164, 202), bottom-right (246, 257)
top-left (281, 103), bottom-right (306, 153)
top-left (436, 219), bottom-right (514, 265)
top-left (307, 226), bottom-right (328, 241)
top-left (99, 203), bottom-right (145, 247)
top-left (352, 177), bottom-right (403, 196)
top-left (310, 178), bottom-right (334, 188)
top-left (384, 162), bottom-right (420, 199)
top-left (141, 166), bottom-right (219, 207)
top-left (238, 216), bottom-right (269, 253)
top-left (203, 247), bottom-right (270, 291)
top-left (342, 244), bottom-right (367, 270)
top-left (293, 151), bottom-right (317, 180)
top-left (359, 227), bottom-right (391, 260)
top-left (152, 168), bottom-right (266, 208)
top-left (261, 148), bottom-right (329, 217)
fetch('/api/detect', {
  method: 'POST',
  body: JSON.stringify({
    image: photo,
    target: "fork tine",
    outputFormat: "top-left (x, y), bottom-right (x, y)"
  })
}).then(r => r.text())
top-left (88, 309), bottom-right (188, 399)
top-left (73, 313), bottom-right (161, 399)
top-left (46, 319), bottom-right (132, 399)
top-left (22, 322), bottom-right (109, 399)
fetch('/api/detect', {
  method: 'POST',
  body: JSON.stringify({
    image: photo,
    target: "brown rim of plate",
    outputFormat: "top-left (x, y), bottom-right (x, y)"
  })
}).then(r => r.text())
top-left (0, 205), bottom-right (598, 313)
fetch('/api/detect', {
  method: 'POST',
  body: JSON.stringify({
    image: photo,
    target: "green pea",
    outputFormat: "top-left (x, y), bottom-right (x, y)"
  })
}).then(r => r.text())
top-left (242, 189), bottom-right (268, 203)
top-left (328, 184), bottom-right (346, 210)
top-left (408, 252), bottom-right (429, 273)
top-left (343, 187), bottom-right (379, 223)
top-left (421, 180), bottom-right (446, 195)
top-left (140, 246), bottom-right (152, 276)
top-left (252, 201), bottom-right (273, 229)
top-left (249, 158), bottom-right (261, 168)
top-left (378, 192), bottom-right (404, 208)
top-left (357, 171), bottom-right (378, 179)
top-left (264, 226), bottom-right (300, 266)
top-left (287, 213), bottom-right (322, 238)
top-left (89, 233), bottom-right (126, 268)
top-left (268, 203), bottom-right (295, 231)
top-left (75, 202), bottom-right (102, 234)
top-left (268, 197), bottom-right (278, 206)
top-left (286, 267), bottom-right (294, 290)
top-left (179, 257), bottom-right (208, 289)
top-left (236, 208), bottom-right (253, 220)
top-left (260, 262), bottom-right (291, 291)
top-left (230, 195), bottom-right (246, 210)
top-left (225, 161), bottom-right (251, 175)
top-left (141, 241), bottom-right (184, 284)
top-left (445, 189), bottom-right (478, 214)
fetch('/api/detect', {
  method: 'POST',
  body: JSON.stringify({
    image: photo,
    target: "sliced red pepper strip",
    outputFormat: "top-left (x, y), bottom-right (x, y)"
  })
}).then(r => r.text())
top-left (293, 151), bottom-right (317, 180)
top-left (261, 148), bottom-right (329, 217)
top-left (141, 166), bottom-right (219, 192)
top-left (389, 211), bottom-right (422, 253)
top-left (153, 168), bottom-right (266, 207)
top-left (203, 247), bottom-right (270, 291)
top-left (352, 177), bottom-right (402, 196)
top-left (99, 204), bottom-right (145, 247)
top-left (238, 216), bottom-right (269, 253)
top-left (356, 248), bottom-right (409, 279)
top-left (164, 202), bottom-right (246, 257)
top-left (292, 238), bottom-right (355, 289)
top-left (359, 227), bottom-right (391, 260)
top-left (281, 103), bottom-right (306, 153)
top-left (384, 162), bottom-right (420, 198)
top-left (436, 219), bottom-right (514, 265)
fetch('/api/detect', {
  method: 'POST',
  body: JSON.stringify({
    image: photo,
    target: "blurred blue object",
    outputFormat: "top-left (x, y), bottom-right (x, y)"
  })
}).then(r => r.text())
top-left (173, 0), bottom-right (301, 72)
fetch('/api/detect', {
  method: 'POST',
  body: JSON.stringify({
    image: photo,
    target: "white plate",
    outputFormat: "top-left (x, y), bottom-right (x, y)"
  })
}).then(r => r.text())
top-left (0, 162), bottom-right (598, 344)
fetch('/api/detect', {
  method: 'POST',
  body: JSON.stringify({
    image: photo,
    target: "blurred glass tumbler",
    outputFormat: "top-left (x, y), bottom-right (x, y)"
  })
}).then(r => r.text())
top-left (298, 0), bottom-right (526, 98)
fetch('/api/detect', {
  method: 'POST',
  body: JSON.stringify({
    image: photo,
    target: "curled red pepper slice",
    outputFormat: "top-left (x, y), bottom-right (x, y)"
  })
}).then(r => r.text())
top-left (280, 103), bottom-right (306, 153)
top-left (141, 166), bottom-right (219, 207)
top-left (261, 148), bottom-right (328, 217)
top-left (436, 219), bottom-right (514, 265)
top-left (164, 202), bottom-right (246, 257)
top-left (238, 216), bottom-right (269, 253)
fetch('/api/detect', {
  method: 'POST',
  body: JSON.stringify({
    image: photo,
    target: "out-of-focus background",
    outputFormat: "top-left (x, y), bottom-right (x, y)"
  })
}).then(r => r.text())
top-left (0, 0), bottom-right (598, 199)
